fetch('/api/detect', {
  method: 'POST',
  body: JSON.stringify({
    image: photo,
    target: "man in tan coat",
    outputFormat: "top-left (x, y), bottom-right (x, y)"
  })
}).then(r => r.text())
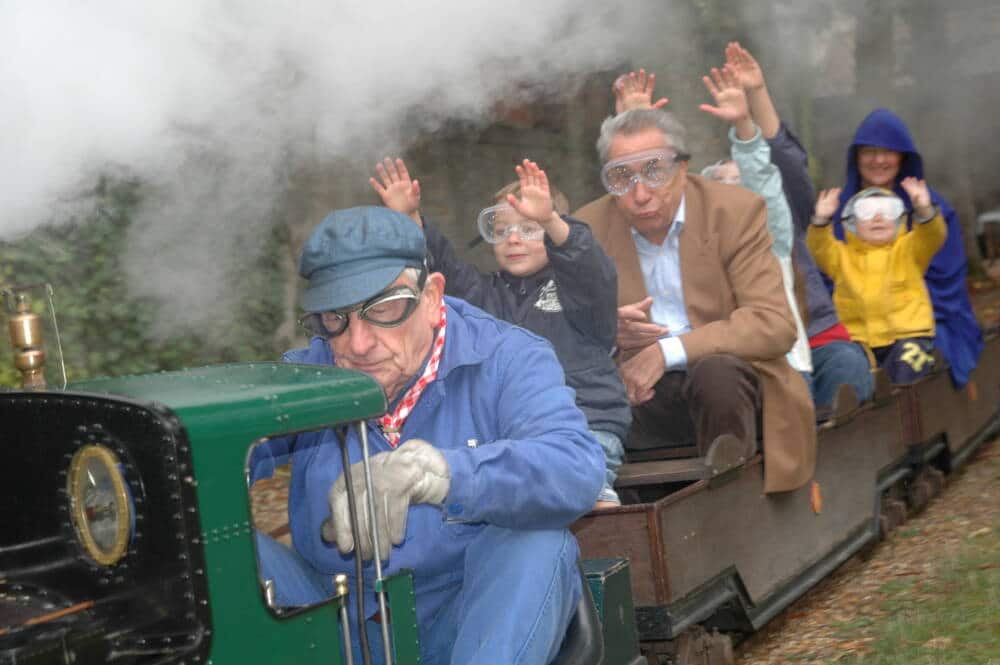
top-left (574, 108), bottom-right (816, 493)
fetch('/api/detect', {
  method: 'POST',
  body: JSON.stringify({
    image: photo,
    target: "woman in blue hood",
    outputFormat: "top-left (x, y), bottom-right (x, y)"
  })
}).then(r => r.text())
top-left (831, 108), bottom-right (983, 387)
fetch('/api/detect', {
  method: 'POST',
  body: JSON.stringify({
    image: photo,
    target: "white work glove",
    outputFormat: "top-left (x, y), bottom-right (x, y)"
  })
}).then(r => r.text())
top-left (323, 438), bottom-right (450, 561)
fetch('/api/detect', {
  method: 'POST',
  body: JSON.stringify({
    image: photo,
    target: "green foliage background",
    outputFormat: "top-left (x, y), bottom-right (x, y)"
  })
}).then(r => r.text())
top-left (0, 178), bottom-right (286, 389)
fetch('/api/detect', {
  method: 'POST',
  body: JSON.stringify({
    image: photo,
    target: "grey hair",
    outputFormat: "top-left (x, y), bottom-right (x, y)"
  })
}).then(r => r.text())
top-left (596, 108), bottom-right (690, 164)
top-left (700, 158), bottom-right (734, 180)
top-left (401, 266), bottom-right (422, 285)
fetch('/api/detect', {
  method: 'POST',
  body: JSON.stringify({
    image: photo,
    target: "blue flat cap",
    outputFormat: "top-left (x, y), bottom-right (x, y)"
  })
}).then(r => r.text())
top-left (299, 206), bottom-right (426, 312)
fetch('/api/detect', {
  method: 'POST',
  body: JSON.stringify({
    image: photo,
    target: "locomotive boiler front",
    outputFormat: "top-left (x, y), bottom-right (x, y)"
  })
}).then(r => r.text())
top-left (0, 391), bottom-right (213, 664)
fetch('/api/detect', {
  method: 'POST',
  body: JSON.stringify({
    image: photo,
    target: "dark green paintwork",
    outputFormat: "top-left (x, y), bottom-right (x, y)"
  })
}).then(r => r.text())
top-left (70, 363), bottom-right (413, 664)
top-left (72, 362), bottom-right (387, 436)
top-left (377, 572), bottom-right (422, 664)
top-left (584, 558), bottom-right (646, 665)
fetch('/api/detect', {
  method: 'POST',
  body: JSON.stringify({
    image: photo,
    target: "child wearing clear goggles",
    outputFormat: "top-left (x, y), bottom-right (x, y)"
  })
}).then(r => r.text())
top-left (807, 178), bottom-right (947, 384)
top-left (476, 205), bottom-right (546, 245)
top-left (370, 157), bottom-right (630, 510)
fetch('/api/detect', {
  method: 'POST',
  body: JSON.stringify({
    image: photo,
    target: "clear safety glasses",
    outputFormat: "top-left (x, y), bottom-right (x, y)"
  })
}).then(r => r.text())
top-left (477, 205), bottom-right (545, 244)
top-left (851, 196), bottom-right (905, 223)
top-left (701, 160), bottom-right (741, 186)
top-left (600, 148), bottom-right (688, 197)
top-left (299, 273), bottom-right (427, 339)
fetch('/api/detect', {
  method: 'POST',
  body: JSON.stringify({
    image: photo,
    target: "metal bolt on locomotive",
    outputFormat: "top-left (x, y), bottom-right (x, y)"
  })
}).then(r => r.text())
top-left (1, 283), bottom-right (997, 665)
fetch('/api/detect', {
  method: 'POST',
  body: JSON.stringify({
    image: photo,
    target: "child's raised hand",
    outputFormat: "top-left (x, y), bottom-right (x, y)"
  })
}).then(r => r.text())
top-left (613, 68), bottom-right (669, 115)
top-left (814, 188), bottom-right (842, 221)
top-left (506, 159), bottom-right (555, 224)
top-left (369, 157), bottom-right (422, 225)
top-left (725, 42), bottom-right (766, 91)
top-left (698, 65), bottom-right (750, 126)
top-left (900, 176), bottom-right (933, 216)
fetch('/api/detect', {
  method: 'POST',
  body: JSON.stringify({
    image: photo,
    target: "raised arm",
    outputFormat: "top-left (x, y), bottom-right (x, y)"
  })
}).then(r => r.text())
top-left (613, 68), bottom-right (669, 115)
top-left (725, 42), bottom-right (816, 233)
top-left (767, 126), bottom-right (816, 235)
top-left (698, 65), bottom-right (755, 141)
top-left (546, 218), bottom-right (620, 345)
top-left (700, 65), bottom-right (793, 258)
top-left (806, 188), bottom-right (844, 276)
top-left (900, 177), bottom-right (947, 270)
top-left (505, 159), bottom-right (569, 245)
top-left (370, 157), bottom-right (423, 226)
top-left (725, 42), bottom-right (780, 139)
top-left (506, 159), bottom-right (618, 343)
top-left (370, 157), bottom-right (492, 305)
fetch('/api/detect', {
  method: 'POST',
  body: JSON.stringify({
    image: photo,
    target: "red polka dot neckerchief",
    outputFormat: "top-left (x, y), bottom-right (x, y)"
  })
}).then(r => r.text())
top-left (378, 304), bottom-right (447, 447)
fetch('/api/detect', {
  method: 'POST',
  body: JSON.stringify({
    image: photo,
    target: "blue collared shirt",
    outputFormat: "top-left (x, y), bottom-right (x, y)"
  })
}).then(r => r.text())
top-left (631, 196), bottom-right (691, 370)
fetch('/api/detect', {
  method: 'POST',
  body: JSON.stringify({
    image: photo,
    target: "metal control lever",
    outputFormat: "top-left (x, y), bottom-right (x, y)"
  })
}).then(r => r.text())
top-left (334, 574), bottom-right (354, 665)
top-left (358, 424), bottom-right (394, 664)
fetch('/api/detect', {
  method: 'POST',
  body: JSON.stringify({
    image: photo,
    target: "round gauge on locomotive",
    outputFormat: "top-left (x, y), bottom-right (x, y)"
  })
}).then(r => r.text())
top-left (67, 445), bottom-right (132, 566)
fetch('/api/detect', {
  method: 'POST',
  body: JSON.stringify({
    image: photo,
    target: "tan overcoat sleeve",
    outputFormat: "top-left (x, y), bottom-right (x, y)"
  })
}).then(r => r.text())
top-left (678, 191), bottom-right (796, 364)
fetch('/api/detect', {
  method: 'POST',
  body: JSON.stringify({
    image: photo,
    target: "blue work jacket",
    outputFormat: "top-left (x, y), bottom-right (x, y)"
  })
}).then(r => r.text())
top-left (279, 296), bottom-right (604, 624)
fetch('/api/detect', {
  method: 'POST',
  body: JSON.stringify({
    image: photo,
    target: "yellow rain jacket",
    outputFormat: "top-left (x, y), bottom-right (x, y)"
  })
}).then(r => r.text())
top-left (807, 214), bottom-right (946, 348)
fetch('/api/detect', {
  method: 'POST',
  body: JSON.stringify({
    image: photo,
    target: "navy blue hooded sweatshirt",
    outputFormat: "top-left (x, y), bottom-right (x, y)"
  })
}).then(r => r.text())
top-left (831, 108), bottom-right (983, 387)
top-left (767, 123), bottom-right (842, 339)
top-left (422, 217), bottom-right (631, 440)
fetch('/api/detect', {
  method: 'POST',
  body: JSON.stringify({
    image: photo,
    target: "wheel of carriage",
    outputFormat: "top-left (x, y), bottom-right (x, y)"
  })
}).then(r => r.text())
top-left (923, 467), bottom-right (945, 497)
top-left (886, 497), bottom-right (907, 529)
top-left (877, 512), bottom-right (892, 542)
top-left (906, 477), bottom-right (933, 513)
top-left (878, 497), bottom-right (908, 540)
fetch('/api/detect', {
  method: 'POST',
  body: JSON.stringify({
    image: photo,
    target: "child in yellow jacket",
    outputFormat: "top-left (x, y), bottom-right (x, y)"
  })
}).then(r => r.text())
top-left (807, 178), bottom-right (946, 384)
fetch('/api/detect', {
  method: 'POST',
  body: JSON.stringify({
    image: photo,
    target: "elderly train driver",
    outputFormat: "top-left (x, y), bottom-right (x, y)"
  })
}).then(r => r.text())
top-left (256, 206), bottom-right (604, 665)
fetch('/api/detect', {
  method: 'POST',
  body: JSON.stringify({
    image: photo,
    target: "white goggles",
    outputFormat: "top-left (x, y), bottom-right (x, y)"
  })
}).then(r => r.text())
top-left (477, 205), bottom-right (545, 244)
top-left (851, 196), bottom-right (905, 222)
top-left (600, 148), bottom-right (687, 197)
top-left (701, 160), bottom-right (741, 186)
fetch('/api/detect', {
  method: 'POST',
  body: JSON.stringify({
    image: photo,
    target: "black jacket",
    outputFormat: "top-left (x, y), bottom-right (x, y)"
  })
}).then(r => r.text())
top-left (423, 216), bottom-right (630, 439)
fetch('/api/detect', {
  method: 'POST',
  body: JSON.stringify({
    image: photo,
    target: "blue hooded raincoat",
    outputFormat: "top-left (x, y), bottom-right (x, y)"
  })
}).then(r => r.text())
top-left (832, 108), bottom-right (983, 387)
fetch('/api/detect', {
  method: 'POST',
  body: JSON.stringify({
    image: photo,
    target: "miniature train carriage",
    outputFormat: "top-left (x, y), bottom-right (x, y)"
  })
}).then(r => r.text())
top-left (0, 363), bottom-right (640, 665)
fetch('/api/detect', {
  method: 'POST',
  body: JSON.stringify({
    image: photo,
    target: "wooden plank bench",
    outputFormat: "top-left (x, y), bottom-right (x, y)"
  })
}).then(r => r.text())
top-left (615, 457), bottom-right (710, 487)
top-left (615, 434), bottom-right (748, 489)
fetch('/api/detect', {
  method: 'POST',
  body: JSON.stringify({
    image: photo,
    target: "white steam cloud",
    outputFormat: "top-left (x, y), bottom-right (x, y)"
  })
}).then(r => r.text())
top-left (2, 1), bottom-right (644, 326)
top-left (7, 2), bottom-right (996, 334)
